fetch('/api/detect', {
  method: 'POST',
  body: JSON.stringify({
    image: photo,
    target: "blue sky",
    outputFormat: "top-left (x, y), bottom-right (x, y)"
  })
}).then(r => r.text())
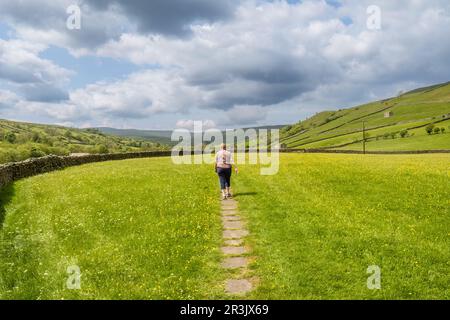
top-left (1, 0), bottom-right (450, 130)
top-left (40, 46), bottom-right (142, 90)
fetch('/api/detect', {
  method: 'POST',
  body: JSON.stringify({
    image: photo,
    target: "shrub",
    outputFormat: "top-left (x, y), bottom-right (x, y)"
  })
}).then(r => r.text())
top-left (383, 132), bottom-right (390, 140)
top-left (4, 132), bottom-right (16, 143)
top-left (32, 132), bottom-right (41, 143)
top-left (30, 147), bottom-right (46, 158)
top-left (433, 127), bottom-right (441, 134)
top-left (400, 130), bottom-right (408, 138)
top-left (426, 124), bottom-right (435, 135)
top-left (96, 144), bottom-right (109, 154)
top-left (390, 132), bottom-right (396, 139)
top-left (64, 130), bottom-right (73, 139)
top-left (440, 127), bottom-right (446, 134)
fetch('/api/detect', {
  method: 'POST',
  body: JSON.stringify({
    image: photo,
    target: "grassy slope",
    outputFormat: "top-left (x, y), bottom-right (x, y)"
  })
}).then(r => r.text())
top-left (339, 119), bottom-right (450, 151)
top-left (0, 157), bottom-right (224, 299)
top-left (0, 120), bottom-right (168, 164)
top-left (235, 154), bottom-right (450, 299)
top-left (97, 127), bottom-right (175, 146)
top-left (281, 82), bottom-right (450, 151)
top-left (98, 125), bottom-right (287, 148)
top-left (1, 154), bottom-right (449, 299)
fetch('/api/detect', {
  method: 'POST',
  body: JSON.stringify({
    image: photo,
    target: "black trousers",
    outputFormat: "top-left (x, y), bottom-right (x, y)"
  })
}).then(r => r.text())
top-left (217, 167), bottom-right (232, 190)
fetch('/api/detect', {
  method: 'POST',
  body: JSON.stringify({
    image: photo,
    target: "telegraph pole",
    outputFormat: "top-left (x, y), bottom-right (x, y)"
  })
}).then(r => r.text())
top-left (362, 121), bottom-right (366, 155)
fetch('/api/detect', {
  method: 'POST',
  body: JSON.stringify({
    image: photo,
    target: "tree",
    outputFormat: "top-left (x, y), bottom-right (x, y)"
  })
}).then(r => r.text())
top-left (30, 147), bottom-right (45, 158)
top-left (64, 130), bottom-right (73, 139)
top-left (4, 132), bottom-right (16, 144)
top-left (32, 131), bottom-right (41, 143)
top-left (400, 130), bottom-right (408, 138)
top-left (97, 144), bottom-right (109, 154)
top-left (426, 124), bottom-right (435, 135)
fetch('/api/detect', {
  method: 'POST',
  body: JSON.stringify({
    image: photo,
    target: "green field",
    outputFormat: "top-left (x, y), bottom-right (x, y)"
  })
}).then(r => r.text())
top-left (281, 82), bottom-right (450, 151)
top-left (1, 154), bottom-right (449, 299)
top-left (0, 158), bottom-right (224, 299)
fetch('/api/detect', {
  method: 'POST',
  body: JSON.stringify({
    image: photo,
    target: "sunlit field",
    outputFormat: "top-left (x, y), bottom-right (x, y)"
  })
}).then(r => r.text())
top-left (0, 158), bottom-right (224, 299)
top-left (235, 154), bottom-right (450, 299)
top-left (1, 154), bottom-right (449, 299)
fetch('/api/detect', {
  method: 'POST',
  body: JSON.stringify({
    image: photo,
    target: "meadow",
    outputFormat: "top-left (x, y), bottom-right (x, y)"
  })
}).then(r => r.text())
top-left (0, 158), bottom-right (224, 299)
top-left (235, 154), bottom-right (449, 299)
top-left (0, 154), bottom-right (449, 299)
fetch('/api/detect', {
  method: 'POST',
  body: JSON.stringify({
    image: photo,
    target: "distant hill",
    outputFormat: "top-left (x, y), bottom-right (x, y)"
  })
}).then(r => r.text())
top-left (280, 82), bottom-right (450, 151)
top-left (98, 125), bottom-right (287, 146)
top-left (97, 127), bottom-right (175, 146)
top-left (0, 120), bottom-right (168, 164)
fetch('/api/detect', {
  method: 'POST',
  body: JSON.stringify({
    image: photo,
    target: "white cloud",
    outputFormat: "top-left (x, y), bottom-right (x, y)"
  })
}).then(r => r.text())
top-left (1, 0), bottom-right (450, 128)
top-left (0, 39), bottom-right (73, 102)
top-left (225, 105), bottom-right (268, 126)
top-left (0, 89), bottom-right (20, 109)
top-left (175, 119), bottom-right (217, 131)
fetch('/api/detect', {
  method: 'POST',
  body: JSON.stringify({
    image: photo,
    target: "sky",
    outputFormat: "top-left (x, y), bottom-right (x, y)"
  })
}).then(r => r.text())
top-left (0, 0), bottom-right (450, 130)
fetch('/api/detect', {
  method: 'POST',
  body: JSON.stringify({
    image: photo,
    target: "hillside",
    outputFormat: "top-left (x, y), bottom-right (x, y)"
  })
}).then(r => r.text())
top-left (98, 125), bottom-right (286, 147)
top-left (97, 127), bottom-right (175, 146)
top-left (280, 82), bottom-right (450, 151)
top-left (0, 120), bottom-right (168, 164)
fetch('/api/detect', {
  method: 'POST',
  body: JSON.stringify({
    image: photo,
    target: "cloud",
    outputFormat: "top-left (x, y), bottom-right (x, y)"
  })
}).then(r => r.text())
top-left (0, 0), bottom-right (238, 54)
top-left (2, 0), bottom-right (450, 128)
top-left (0, 0), bottom-right (132, 54)
top-left (67, 69), bottom-right (201, 121)
top-left (175, 119), bottom-right (217, 131)
top-left (0, 89), bottom-right (19, 109)
top-left (0, 39), bottom-right (72, 102)
top-left (96, 1), bottom-right (342, 112)
top-left (86, 0), bottom-right (238, 37)
top-left (225, 105), bottom-right (268, 126)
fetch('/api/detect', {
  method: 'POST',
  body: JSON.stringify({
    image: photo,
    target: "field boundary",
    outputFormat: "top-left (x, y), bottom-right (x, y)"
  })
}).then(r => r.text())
top-left (1, 149), bottom-right (450, 190)
top-left (281, 149), bottom-right (450, 155)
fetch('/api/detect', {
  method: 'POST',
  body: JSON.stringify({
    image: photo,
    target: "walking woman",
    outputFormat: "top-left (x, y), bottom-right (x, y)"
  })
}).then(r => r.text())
top-left (215, 144), bottom-right (238, 200)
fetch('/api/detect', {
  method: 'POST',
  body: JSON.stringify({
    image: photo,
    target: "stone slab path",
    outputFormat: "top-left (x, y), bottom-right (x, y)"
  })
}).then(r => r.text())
top-left (220, 198), bottom-right (255, 296)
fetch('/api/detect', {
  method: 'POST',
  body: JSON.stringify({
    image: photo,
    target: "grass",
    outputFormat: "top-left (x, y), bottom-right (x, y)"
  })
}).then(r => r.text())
top-left (338, 120), bottom-right (450, 151)
top-left (1, 154), bottom-right (449, 299)
top-left (235, 154), bottom-right (450, 299)
top-left (281, 81), bottom-right (450, 151)
top-left (0, 157), bottom-right (224, 300)
top-left (341, 132), bottom-right (450, 151)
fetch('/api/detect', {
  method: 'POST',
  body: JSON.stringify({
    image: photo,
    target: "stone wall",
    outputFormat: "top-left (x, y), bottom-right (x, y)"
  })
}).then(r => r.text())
top-left (282, 149), bottom-right (450, 155)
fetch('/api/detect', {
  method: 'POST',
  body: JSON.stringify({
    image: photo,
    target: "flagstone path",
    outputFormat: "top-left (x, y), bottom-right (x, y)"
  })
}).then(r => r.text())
top-left (220, 198), bottom-right (255, 296)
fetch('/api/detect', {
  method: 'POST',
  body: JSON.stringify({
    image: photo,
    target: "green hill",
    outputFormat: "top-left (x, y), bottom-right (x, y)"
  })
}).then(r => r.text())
top-left (0, 120), bottom-right (168, 164)
top-left (97, 127), bottom-right (175, 146)
top-left (98, 125), bottom-right (286, 147)
top-left (280, 82), bottom-right (450, 151)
